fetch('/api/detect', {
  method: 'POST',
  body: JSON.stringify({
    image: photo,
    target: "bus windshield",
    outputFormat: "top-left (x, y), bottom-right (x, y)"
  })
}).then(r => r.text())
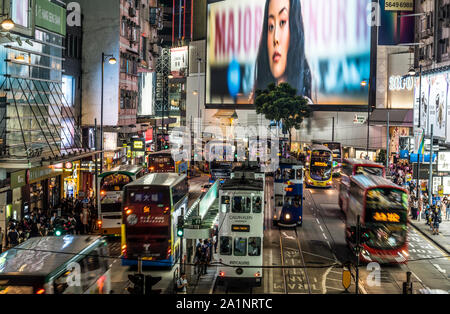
top-left (364, 188), bottom-right (408, 250)
top-left (101, 174), bottom-right (131, 191)
top-left (355, 166), bottom-right (383, 177)
top-left (310, 151), bottom-right (332, 180)
top-left (324, 143), bottom-right (341, 159)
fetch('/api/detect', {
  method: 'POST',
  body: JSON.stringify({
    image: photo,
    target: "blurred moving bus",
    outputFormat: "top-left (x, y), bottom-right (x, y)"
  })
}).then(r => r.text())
top-left (0, 235), bottom-right (111, 294)
top-left (339, 158), bottom-right (386, 215)
top-left (121, 173), bottom-right (188, 267)
top-left (97, 165), bottom-right (145, 236)
top-left (345, 174), bottom-right (408, 264)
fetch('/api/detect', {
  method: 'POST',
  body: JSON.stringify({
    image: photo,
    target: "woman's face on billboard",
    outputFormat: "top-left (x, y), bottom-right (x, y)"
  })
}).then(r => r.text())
top-left (267, 0), bottom-right (290, 83)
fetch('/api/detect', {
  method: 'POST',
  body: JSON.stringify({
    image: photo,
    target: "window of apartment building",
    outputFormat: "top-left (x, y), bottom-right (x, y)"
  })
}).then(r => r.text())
top-left (12, 0), bottom-right (29, 28)
top-left (440, 38), bottom-right (449, 55)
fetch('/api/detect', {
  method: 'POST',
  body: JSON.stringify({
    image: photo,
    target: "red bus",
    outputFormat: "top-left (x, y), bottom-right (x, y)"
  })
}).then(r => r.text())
top-left (345, 174), bottom-right (408, 264)
top-left (121, 173), bottom-right (189, 267)
top-left (339, 158), bottom-right (385, 215)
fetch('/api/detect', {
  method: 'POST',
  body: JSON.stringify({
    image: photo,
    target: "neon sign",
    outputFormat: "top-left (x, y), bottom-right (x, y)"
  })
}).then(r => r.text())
top-left (372, 212), bottom-right (400, 223)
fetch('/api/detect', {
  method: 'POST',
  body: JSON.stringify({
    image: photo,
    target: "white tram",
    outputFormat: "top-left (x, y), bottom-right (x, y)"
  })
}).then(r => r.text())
top-left (217, 177), bottom-right (264, 287)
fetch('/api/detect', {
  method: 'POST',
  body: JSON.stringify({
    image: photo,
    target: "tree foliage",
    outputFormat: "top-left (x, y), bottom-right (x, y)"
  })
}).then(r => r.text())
top-left (254, 82), bottom-right (312, 145)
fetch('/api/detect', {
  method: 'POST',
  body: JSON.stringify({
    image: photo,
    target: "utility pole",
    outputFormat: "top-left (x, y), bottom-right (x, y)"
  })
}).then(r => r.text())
top-left (94, 118), bottom-right (98, 207)
top-left (416, 65), bottom-right (423, 200)
top-left (355, 215), bottom-right (361, 295)
top-left (386, 110), bottom-right (389, 170)
top-left (429, 124), bottom-right (434, 206)
top-left (332, 116), bottom-right (335, 142)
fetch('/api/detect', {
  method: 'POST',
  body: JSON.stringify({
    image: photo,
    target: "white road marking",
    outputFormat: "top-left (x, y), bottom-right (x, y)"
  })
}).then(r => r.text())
top-left (322, 267), bottom-right (333, 294)
top-left (326, 285), bottom-right (342, 291)
top-left (432, 264), bottom-right (447, 274)
top-left (322, 233), bottom-right (328, 240)
top-left (314, 277), bottom-right (318, 283)
top-left (319, 226), bottom-right (324, 232)
top-left (327, 277), bottom-right (342, 282)
top-left (316, 218), bottom-right (320, 224)
top-left (282, 232), bottom-right (296, 240)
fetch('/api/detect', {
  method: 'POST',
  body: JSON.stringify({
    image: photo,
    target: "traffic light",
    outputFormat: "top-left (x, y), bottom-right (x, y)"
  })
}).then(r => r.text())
top-left (177, 215), bottom-right (184, 237)
top-left (359, 227), bottom-right (371, 244)
top-left (55, 229), bottom-right (62, 237)
top-left (144, 275), bottom-right (162, 295)
top-left (127, 274), bottom-right (144, 295)
top-left (348, 226), bottom-right (371, 245)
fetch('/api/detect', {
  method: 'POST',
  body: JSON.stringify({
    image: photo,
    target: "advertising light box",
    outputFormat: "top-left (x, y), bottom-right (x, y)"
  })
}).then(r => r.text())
top-left (206, 0), bottom-right (372, 107)
top-left (438, 152), bottom-right (450, 172)
top-left (414, 70), bottom-right (449, 139)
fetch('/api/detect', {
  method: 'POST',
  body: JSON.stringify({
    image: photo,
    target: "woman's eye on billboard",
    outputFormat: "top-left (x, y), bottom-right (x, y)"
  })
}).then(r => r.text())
top-left (206, 0), bottom-right (372, 106)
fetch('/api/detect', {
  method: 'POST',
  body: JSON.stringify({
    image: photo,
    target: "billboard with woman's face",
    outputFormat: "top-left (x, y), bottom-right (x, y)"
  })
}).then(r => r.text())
top-left (206, 0), bottom-right (372, 107)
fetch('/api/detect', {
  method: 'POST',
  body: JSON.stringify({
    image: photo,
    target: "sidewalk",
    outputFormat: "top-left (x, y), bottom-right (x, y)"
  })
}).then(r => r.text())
top-left (409, 218), bottom-right (450, 254)
top-left (186, 260), bottom-right (218, 294)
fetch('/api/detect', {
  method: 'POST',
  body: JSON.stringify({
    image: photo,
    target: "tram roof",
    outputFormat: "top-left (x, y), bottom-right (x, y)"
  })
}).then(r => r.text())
top-left (344, 158), bottom-right (384, 167)
top-left (105, 164), bottom-right (144, 175)
top-left (221, 177), bottom-right (264, 191)
top-left (308, 144), bottom-right (332, 152)
top-left (351, 174), bottom-right (406, 191)
top-left (126, 172), bottom-right (186, 188)
top-left (0, 236), bottom-right (102, 277)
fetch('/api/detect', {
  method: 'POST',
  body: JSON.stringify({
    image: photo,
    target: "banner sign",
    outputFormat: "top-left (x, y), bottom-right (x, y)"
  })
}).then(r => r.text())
top-left (206, 0), bottom-right (372, 107)
top-left (35, 0), bottom-right (66, 36)
top-left (414, 70), bottom-right (449, 139)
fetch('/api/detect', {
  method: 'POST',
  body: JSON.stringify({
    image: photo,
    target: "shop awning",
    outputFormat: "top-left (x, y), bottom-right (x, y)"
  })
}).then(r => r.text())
top-left (369, 109), bottom-right (413, 126)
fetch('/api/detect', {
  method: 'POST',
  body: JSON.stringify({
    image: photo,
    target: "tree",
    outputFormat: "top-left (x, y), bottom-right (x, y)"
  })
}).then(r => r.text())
top-left (254, 82), bottom-right (312, 154)
top-left (376, 149), bottom-right (386, 165)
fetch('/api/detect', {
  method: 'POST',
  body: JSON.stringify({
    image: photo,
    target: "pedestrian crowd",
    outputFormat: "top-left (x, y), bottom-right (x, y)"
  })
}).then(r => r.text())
top-left (0, 197), bottom-right (98, 253)
top-left (176, 229), bottom-right (218, 294)
top-left (388, 160), bottom-right (448, 236)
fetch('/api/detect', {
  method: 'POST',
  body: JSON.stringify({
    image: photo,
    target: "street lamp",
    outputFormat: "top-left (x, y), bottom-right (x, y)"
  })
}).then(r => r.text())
top-left (361, 79), bottom-right (370, 159)
top-left (100, 52), bottom-right (116, 174)
top-left (1, 0), bottom-right (14, 31)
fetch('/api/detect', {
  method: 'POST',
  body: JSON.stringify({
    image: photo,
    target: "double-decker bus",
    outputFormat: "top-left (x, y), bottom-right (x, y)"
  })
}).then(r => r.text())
top-left (339, 158), bottom-right (386, 215)
top-left (147, 149), bottom-right (189, 175)
top-left (97, 165), bottom-right (145, 236)
top-left (121, 173), bottom-right (189, 267)
top-left (305, 145), bottom-right (333, 188)
top-left (0, 235), bottom-right (111, 294)
top-left (312, 140), bottom-right (342, 174)
top-left (217, 177), bottom-right (264, 288)
top-left (273, 159), bottom-right (304, 227)
top-left (345, 174), bottom-right (409, 264)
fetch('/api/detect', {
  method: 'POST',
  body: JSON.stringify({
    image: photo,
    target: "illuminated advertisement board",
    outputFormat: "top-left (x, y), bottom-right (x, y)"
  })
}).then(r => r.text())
top-left (206, 0), bottom-right (372, 107)
top-left (171, 46), bottom-right (189, 73)
top-left (414, 70), bottom-right (449, 139)
top-left (438, 152), bottom-right (450, 172)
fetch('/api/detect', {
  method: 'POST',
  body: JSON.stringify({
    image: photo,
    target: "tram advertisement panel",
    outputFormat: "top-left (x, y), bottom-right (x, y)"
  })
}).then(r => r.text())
top-left (207, 0), bottom-right (372, 106)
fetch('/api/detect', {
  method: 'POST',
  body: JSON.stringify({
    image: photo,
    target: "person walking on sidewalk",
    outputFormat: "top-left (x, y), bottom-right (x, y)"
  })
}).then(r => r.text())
top-left (446, 199), bottom-right (450, 221)
top-left (411, 197), bottom-right (418, 220)
top-left (431, 207), bottom-right (442, 235)
top-left (0, 227), bottom-right (4, 253)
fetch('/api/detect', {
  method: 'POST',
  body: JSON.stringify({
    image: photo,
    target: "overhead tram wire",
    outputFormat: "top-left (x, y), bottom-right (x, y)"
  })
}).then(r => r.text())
top-left (3, 246), bottom-right (448, 268)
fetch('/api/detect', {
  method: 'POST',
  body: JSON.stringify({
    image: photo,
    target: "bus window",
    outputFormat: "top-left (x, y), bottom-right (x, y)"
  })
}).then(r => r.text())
top-left (0, 284), bottom-right (33, 294)
top-left (252, 196), bottom-right (262, 213)
top-left (284, 169), bottom-right (295, 180)
top-left (221, 196), bottom-right (230, 213)
top-left (275, 169), bottom-right (282, 181)
top-left (234, 238), bottom-right (247, 256)
top-left (101, 174), bottom-right (131, 191)
top-left (232, 196), bottom-right (251, 213)
top-left (53, 264), bottom-right (82, 294)
top-left (248, 237), bottom-right (261, 256)
top-left (296, 169), bottom-right (302, 180)
top-left (79, 250), bottom-right (103, 292)
top-left (220, 236), bottom-right (232, 255)
top-left (355, 166), bottom-right (383, 177)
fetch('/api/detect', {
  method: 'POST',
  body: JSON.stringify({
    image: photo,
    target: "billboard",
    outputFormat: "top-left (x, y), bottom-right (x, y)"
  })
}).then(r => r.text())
top-left (138, 72), bottom-right (155, 116)
top-left (414, 70), bottom-right (449, 139)
top-left (378, 0), bottom-right (414, 45)
top-left (171, 46), bottom-right (189, 73)
top-left (206, 0), bottom-right (372, 107)
top-left (438, 152), bottom-right (450, 172)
